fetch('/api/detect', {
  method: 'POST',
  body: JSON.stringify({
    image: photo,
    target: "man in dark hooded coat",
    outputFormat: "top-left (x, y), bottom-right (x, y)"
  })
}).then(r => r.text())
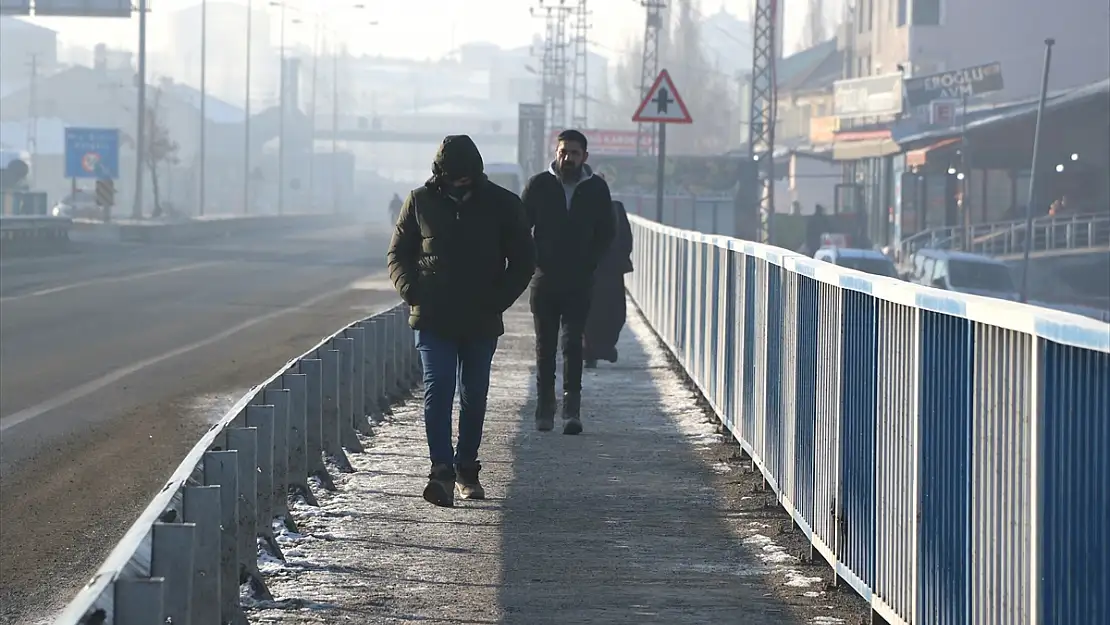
top-left (583, 198), bottom-right (633, 368)
top-left (387, 135), bottom-right (535, 507)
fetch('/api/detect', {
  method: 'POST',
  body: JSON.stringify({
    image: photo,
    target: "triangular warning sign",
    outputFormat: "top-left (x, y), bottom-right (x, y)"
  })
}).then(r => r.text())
top-left (632, 69), bottom-right (693, 124)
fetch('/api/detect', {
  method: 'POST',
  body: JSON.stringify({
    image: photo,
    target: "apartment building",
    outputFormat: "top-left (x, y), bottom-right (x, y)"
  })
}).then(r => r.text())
top-left (847, 0), bottom-right (1109, 99)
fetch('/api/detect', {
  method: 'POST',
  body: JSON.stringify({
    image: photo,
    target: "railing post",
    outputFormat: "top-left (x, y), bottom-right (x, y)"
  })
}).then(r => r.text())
top-left (224, 426), bottom-right (272, 599)
top-left (245, 404), bottom-right (285, 559)
top-left (262, 388), bottom-right (296, 531)
top-left (344, 325), bottom-right (374, 436)
top-left (150, 521), bottom-right (196, 625)
top-left (282, 372), bottom-right (317, 505)
top-left (201, 450), bottom-right (241, 624)
top-left (114, 577), bottom-right (165, 625)
top-left (182, 485), bottom-right (223, 625)
top-left (299, 358), bottom-right (336, 489)
top-left (321, 347), bottom-right (354, 472)
top-left (361, 319), bottom-right (384, 423)
top-left (372, 317), bottom-right (392, 417)
top-left (334, 336), bottom-right (364, 452)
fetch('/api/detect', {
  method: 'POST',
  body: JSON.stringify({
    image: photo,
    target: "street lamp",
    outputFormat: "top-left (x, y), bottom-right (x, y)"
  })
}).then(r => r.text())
top-left (244, 0), bottom-right (253, 214)
top-left (199, 0), bottom-right (208, 216)
top-left (270, 0), bottom-right (287, 215)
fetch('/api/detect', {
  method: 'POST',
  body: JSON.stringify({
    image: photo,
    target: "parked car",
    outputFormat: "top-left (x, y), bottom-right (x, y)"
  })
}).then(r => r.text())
top-left (814, 246), bottom-right (900, 279)
top-left (51, 190), bottom-right (104, 220)
top-left (906, 249), bottom-right (1019, 300)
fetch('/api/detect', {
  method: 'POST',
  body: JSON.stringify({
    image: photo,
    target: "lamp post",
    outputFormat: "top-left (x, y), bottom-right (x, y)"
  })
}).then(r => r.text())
top-left (244, 0), bottom-right (253, 214)
top-left (270, 0), bottom-right (287, 216)
top-left (132, 0), bottom-right (149, 219)
top-left (199, 0), bottom-right (207, 216)
top-left (1019, 38), bottom-right (1055, 303)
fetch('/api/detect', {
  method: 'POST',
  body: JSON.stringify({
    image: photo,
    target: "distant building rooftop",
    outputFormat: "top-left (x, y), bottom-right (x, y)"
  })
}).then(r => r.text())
top-left (0, 16), bottom-right (57, 35)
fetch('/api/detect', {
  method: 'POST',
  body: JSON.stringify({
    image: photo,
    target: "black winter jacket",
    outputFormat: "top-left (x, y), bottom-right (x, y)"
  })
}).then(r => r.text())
top-left (386, 180), bottom-right (536, 339)
top-left (521, 164), bottom-right (615, 291)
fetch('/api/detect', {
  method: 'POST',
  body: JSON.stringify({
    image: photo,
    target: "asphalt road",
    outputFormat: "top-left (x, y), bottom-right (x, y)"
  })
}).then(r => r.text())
top-left (0, 224), bottom-right (399, 625)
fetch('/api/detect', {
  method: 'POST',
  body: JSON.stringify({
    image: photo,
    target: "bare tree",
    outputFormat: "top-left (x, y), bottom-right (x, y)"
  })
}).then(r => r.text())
top-left (142, 87), bottom-right (179, 219)
top-left (122, 86), bottom-right (179, 219)
top-left (665, 0), bottom-right (734, 154)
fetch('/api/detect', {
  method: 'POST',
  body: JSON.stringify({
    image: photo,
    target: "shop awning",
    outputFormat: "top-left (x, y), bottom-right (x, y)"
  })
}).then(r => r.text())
top-left (905, 137), bottom-right (962, 167)
top-left (832, 136), bottom-right (902, 160)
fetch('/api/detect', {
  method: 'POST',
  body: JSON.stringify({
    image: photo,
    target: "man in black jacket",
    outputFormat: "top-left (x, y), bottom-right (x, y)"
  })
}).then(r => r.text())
top-left (387, 135), bottom-right (535, 507)
top-left (521, 129), bottom-right (615, 435)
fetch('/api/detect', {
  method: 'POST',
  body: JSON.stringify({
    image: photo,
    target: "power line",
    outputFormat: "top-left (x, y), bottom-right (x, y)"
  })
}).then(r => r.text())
top-left (636, 0), bottom-right (666, 156)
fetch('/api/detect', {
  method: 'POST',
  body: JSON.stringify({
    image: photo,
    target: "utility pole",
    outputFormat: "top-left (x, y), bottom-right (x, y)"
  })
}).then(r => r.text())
top-left (747, 0), bottom-right (778, 243)
top-left (636, 0), bottom-right (666, 156)
top-left (531, 1), bottom-right (572, 138)
top-left (277, 0), bottom-right (287, 216)
top-left (244, 0), bottom-right (252, 214)
top-left (199, 0), bottom-right (207, 216)
top-left (309, 21), bottom-right (320, 211)
top-left (332, 44), bottom-right (340, 215)
top-left (133, 0), bottom-right (149, 219)
top-left (570, 0), bottom-right (589, 129)
top-left (27, 54), bottom-right (37, 186)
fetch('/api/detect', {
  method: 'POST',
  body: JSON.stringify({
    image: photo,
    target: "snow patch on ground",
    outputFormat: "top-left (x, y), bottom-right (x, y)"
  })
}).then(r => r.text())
top-left (811, 617), bottom-right (845, 624)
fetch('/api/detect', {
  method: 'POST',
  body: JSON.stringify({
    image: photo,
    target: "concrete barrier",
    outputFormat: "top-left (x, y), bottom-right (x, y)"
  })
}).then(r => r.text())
top-left (52, 302), bottom-right (422, 625)
top-left (0, 215), bottom-right (72, 256)
top-left (69, 213), bottom-right (351, 245)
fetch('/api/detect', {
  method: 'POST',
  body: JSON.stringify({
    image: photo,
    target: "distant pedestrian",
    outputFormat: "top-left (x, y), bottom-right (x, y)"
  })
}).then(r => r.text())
top-left (521, 129), bottom-right (616, 435)
top-left (583, 198), bottom-right (633, 368)
top-left (388, 193), bottom-right (403, 224)
top-left (806, 203), bottom-right (830, 254)
top-left (387, 135), bottom-right (535, 507)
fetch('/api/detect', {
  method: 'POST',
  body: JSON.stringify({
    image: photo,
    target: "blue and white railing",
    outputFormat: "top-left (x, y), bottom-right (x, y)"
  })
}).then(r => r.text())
top-left (625, 214), bottom-right (1108, 625)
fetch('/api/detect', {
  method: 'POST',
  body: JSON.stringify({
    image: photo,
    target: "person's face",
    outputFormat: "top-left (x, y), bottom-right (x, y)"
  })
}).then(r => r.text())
top-left (556, 140), bottom-right (587, 176)
top-left (451, 176), bottom-right (472, 188)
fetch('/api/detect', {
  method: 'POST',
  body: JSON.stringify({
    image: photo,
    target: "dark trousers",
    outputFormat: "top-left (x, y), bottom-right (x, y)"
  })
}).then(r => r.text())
top-left (530, 285), bottom-right (591, 394)
top-left (414, 329), bottom-right (498, 467)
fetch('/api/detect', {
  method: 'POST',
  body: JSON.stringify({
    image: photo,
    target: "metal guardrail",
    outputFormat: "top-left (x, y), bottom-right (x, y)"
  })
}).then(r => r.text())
top-left (54, 304), bottom-right (419, 625)
top-left (900, 212), bottom-right (1110, 257)
top-left (626, 214), bottom-right (1109, 625)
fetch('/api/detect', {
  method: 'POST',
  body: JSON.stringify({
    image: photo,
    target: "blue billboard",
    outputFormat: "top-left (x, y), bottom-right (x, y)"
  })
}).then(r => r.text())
top-left (64, 127), bottom-right (120, 180)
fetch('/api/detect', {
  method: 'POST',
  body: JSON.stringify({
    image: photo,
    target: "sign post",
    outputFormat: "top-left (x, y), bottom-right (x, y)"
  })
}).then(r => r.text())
top-left (631, 69), bottom-right (693, 224)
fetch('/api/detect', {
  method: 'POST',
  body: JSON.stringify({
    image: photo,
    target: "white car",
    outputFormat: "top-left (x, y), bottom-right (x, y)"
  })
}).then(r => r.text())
top-left (814, 246), bottom-right (900, 279)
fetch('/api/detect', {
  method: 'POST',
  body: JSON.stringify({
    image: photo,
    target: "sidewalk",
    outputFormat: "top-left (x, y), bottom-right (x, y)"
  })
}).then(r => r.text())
top-left (247, 299), bottom-right (868, 624)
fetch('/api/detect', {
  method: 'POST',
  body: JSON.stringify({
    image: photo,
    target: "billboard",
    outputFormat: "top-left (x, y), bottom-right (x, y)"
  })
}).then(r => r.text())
top-left (516, 103), bottom-right (546, 179)
top-left (589, 154), bottom-right (750, 195)
top-left (30, 0), bottom-right (132, 17)
top-left (833, 73), bottom-right (904, 119)
top-left (0, 0), bottom-right (31, 15)
top-left (904, 62), bottom-right (1004, 107)
top-left (546, 129), bottom-right (653, 156)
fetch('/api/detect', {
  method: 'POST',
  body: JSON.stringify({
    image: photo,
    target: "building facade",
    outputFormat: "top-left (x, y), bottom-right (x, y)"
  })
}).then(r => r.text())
top-left (848, 0), bottom-right (1110, 99)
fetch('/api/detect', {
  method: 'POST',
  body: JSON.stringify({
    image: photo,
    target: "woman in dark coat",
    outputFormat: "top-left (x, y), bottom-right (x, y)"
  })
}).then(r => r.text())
top-left (584, 199), bottom-right (634, 368)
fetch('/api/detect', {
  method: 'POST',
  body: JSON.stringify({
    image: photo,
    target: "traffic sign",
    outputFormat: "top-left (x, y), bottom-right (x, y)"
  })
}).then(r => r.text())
top-left (65, 127), bottom-right (120, 180)
top-left (632, 69), bottom-right (693, 124)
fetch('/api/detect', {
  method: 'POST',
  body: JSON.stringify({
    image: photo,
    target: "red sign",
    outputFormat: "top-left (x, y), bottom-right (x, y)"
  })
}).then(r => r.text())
top-left (547, 129), bottom-right (654, 156)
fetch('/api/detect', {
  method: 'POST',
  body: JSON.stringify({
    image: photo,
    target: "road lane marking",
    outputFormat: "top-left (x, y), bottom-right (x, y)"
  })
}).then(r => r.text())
top-left (0, 262), bottom-right (223, 303)
top-left (0, 279), bottom-right (389, 433)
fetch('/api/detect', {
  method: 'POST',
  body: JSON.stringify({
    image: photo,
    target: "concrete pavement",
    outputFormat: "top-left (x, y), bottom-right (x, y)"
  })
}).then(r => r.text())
top-left (0, 224), bottom-right (397, 625)
top-left (245, 300), bottom-right (869, 624)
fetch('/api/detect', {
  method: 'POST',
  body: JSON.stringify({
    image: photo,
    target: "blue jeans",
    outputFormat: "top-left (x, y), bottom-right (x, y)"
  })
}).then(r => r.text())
top-left (414, 330), bottom-right (498, 467)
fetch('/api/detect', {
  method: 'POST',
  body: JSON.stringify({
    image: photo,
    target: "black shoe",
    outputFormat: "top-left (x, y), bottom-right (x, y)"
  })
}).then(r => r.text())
top-left (455, 461), bottom-right (486, 500)
top-left (561, 391), bottom-right (583, 435)
top-left (584, 359), bottom-right (598, 369)
top-left (606, 348), bottom-right (619, 364)
top-left (422, 464), bottom-right (455, 507)
top-left (535, 390), bottom-right (556, 431)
